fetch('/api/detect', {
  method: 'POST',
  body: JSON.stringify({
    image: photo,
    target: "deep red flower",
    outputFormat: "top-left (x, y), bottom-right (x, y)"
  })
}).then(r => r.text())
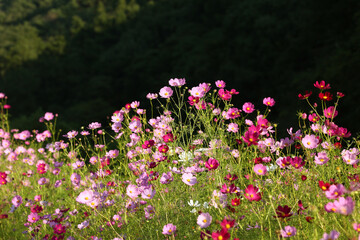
top-left (298, 91), bottom-right (312, 100)
top-left (253, 157), bottom-right (263, 164)
top-left (318, 181), bottom-right (330, 191)
top-left (337, 92), bottom-right (345, 98)
top-left (0, 214), bottom-right (8, 219)
top-left (290, 156), bottom-right (305, 169)
top-left (158, 144), bottom-right (169, 153)
top-left (319, 92), bottom-right (333, 101)
top-left (334, 142), bottom-right (342, 149)
top-left (305, 216), bottom-right (313, 223)
top-left (301, 175), bottom-right (307, 181)
top-left (274, 205), bottom-right (293, 219)
top-left (31, 204), bottom-right (43, 213)
top-left (297, 200), bottom-right (308, 214)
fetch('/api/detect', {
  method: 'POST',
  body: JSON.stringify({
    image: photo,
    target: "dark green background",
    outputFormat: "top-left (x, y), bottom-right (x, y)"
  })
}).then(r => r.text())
top-left (1, 0), bottom-right (359, 137)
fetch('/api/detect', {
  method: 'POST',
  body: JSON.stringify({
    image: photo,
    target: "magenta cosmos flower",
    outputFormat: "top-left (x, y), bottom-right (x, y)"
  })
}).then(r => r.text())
top-left (242, 102), bottom-right (255, 114)
top-left (280, 226), bottom-right (297, 238)
top-left (263, 97), bottom-right (275, 107)
top-left (182, 173), bottom-right (197, 186)
top-left (301, 134), bottom-right (319, 149)
top-left (253, 164), bottom-right (267, 176)
top-left (244, 184), bottom-right (262, 201)
top-left (197, 212), bottom-right (212, 228)
top-left (159, 86), bottom-right (173, 98)
top-left (324, 106), bottom-right (338, 119)
top-left (162, 223), bottom-right (176, 235)
top-left (205, 158), bottom-right (219, 170)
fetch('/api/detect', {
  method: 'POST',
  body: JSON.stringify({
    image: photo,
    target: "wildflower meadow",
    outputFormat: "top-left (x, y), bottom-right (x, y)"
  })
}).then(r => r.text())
top-left (0, 79), bottom-right (359, 240)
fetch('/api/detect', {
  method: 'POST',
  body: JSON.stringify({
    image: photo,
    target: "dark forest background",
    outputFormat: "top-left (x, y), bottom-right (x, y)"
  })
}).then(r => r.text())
top-left (1, 0), bottom-right (360, 137)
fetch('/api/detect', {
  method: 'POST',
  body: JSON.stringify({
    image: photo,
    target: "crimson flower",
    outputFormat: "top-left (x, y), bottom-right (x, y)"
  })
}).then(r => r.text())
top-left (274, 205), bottom-right (293, 219)
top-left (318, 181), bottom-right (331, 191)
top-left (231, 198), bottom-right (241, 206)
top-left (319, 92), bottom-right (333, 101)
top-left (298, 91), bottom-right (312, 100)
top-left (297, 200), bottom-right (308, 214)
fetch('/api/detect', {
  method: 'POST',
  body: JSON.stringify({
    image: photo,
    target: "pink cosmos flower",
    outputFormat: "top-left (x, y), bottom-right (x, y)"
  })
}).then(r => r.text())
top-left (325, 184), bottom-right (346, 199)
top-left (263, 97), bottom-right (275, 107)
top-left (160, 172), bottom-right (173, 184)
top-left (244, 184), bottom-right (262, 201)
top-left (44, 112), bottom-right (54, 121)
top-left (205, 158), bottom-right (219, 170)
top-left (301, 134), bottom-right (319, 149)
top-left (126, 184), bottom-right (140, 199)
top-left (227, 123), bottom-right (239, 133)
top-left (169, 78), bottom-right (186, 86)
top-left (141, 186), bottom-right (156, 199)
top-left (182, 173), bottom-right (197, 186)
top-left (162, 223), bottom-right (176, 235)
top-left (353, 223), bottom-right (360, 232)
top-left (76, 190), bottom-right (95, 204)
top-left (146, 93), bottom-right (158, 100)
top-left (28, 212), bottom-right (40, 223)
top-left (88, 122), bottom-right (101, 129)
top-left (280, 226), bottom-right (297, 238)
top-left (226, 107), bottom-right (241, 119)
top-left (12, 195), bottom-right (23, 207)
top-left (320, 230), bottom-right (340, 240)
top-left (333, 196), bottom-right (355, 215)
top-left (159, 86), bottom-right (173, 98)
top-left (38, 177), bottom-right (49, 185)
top-left (197, 212), bottom-right (212, 228)
top-left (70, 173), bottom-right (81, 186)
top-left (66, 130), bottom-right (78, 139)
top-left (314, 151), bottom-right (329, 165)
top-left (253, 164), bottom-right (267, 176)
top-left (215, 80), bottom-right (226, 88)
top-left (129, 119), bottom-right (142, 133)
top-left (189, 86), bottom-right (205, 98)
top-left (324, 106), bottom-right (338, 119)
top-left (242, 102), bottom-right (255, 114)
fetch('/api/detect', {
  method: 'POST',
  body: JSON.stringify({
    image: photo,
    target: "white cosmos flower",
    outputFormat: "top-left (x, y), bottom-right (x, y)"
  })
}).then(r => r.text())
top-left (188, 199), bottom-right (200, 207)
